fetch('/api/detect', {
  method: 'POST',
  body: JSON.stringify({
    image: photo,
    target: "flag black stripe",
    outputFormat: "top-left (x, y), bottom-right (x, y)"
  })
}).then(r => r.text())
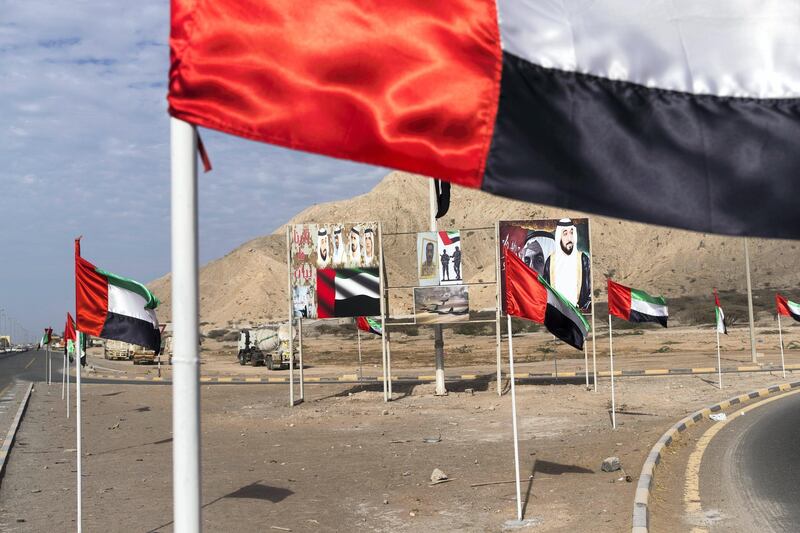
top-left (100, 312), bottom-right (161, 353)
top-left (483, 51), bottom-right (800, 239)
top-left (629, 310), bottom-right (668, 328)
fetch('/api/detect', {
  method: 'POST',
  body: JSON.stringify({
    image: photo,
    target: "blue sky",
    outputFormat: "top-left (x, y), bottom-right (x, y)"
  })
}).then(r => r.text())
top-left (0, 2), bottom-right (386, 341)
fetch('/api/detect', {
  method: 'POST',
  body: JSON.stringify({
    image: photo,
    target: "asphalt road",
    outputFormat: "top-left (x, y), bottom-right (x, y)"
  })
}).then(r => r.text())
top-left (700, 391), bottom-right (800, 532)
top-left (0, 349), bottom-right (48, 390)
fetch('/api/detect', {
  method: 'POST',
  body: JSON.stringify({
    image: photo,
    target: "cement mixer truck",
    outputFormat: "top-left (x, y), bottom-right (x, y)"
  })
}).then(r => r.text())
top-left (237, 324), bottom-right (296, 370)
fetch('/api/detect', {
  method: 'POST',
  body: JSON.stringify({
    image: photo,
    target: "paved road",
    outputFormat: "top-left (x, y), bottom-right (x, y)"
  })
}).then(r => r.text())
top-left (700, 391), bottom-right (800, 532)
top-left (0, 349), bottom-right (52, 457)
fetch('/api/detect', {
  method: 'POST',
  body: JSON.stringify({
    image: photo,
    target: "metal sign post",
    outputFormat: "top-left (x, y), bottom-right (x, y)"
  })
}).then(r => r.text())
top-left (495, 221), bottom-right (503, 396)
top-left (506, 314), bottom-right (523, 522)
top-left (286, 226), bottom-right (295, 407)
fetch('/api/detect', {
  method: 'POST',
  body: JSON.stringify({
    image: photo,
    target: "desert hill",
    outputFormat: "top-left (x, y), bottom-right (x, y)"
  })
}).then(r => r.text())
top-left (149, 171), bottom-right (799, 330)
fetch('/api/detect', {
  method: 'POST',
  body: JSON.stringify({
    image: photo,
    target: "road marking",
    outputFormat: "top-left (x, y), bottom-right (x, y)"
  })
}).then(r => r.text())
top-left (683, 388), bottom-right (800, 532)
top-left (24, 358), bottom-right (35, 370)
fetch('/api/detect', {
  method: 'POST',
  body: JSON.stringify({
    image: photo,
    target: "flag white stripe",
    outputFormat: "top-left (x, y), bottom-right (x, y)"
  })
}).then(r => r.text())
top-left (108, 284), bottom-right (159, 328)
top-left (497, 0), bottom-right (800, 98)
top-left (717, 307), bottom-right (726, 333)
top-left (334, 273), bottom-right (379, 300)
top-left (788, 301), bottom-right (800, 316)
top-left (631, 297), bottom-right (668, 317)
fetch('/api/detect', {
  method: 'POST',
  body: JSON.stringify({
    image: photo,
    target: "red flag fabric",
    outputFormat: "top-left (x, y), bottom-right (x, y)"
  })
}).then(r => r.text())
top-left (64, 312), bottom-right (76, 343)
top-left (503, 248), bottom-right (546, 323)
top-left (607, 279), bottom-right (632, 321)
top-left (777, 294), bottom-right (791, 317)
top-left (75, 238), bottom-right (108, 336)
top-left (168, 0), bottom-right (501, 187)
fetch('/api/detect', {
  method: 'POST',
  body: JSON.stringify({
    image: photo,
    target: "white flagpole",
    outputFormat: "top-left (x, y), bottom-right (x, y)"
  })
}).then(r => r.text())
top-left (170, 117), bottom-right (201, 531)
top-left (716, 326), bottom-right (723, 389)
top-left (298, 318), bottom-right (304, 402)
top-left (583, 343), bottom-right (589, 388)
top-left (495, 221), bottom-right (503, 396)
top-left (778, 313), bottom-right (786, 379)
top-left (67, 347), bottom-right (70, 419)
top-left (75, 332), bottom-right (82, 533)
top-left (62, 349), bottom-right (66, 400)
top-left (507, 314), bottom-right (523, 522)
top-left (378, 222), bottom-right (389, 402)
top-left (608, 315), bottom-right (617, 429)
top-left (47, 343), bottom-right (51, 385)
top-left (286, 226), bottom-right (295, 407)
top-left (356, 326), bottom-right (363, 381)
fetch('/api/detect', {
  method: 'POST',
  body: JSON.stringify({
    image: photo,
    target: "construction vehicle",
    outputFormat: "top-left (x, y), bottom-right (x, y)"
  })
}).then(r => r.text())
top-left (237, 324), bottom-right (296, 370)
top-left (104, 339), bottom-right (133, 360)
top-left (103, 325), bottom-right (169, 364)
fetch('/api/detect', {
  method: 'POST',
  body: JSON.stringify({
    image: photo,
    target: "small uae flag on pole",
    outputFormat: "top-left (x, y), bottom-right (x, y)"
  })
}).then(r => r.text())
top-left (64, 312), bottom-right (76, 356)
top-left (776, 294), bottom-right (800, 322)
top-left (356, 316), bottom-right (382, 336)
top-left (40, 328), bottom-right (52, 348)
top-left (714, 289), bottom-right (727, 334)
top-left (504, 248), bottom-right (589, 350)
top-left (608, 280), bottom-right (668, 328)
top-left (75, 239), bottom-right (161, 353)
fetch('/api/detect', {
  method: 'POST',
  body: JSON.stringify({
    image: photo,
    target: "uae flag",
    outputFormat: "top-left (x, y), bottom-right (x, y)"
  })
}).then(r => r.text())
top-left (776, 294), bottom-right (800, 322)
top-left (317, 268), bottom-right (380, 318)
top-left (714, 289), bottom-right (727, 335)
top-left (75, 240), bottom-right (161, 353)
top-left (39, 328), bottom-right (52, 348)
top-left (504, 248), bottom-right (588, 350)
top-left (356, 316), bottom-right (382, 336)
top-left (608, 279), bottom-right (668, 328)
top-left (439, 231), bottom-right (460, 246)
top-left (169, 1), bottom-right (800, 239)
top-left (64, 312), bottom-right (76, 355)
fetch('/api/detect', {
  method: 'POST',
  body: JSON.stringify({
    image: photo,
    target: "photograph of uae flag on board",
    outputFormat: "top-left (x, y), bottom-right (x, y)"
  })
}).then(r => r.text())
top-left (413, 286), bottom-right (470, 324)
top-left (290, 223), bottom-right (380, 319)
top-left (500, 218), bottom-right (591, 313)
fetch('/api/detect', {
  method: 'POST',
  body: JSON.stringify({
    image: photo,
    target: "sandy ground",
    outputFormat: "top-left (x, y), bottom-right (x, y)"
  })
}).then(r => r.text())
top-left (0, 370), bottom-right (793, 532)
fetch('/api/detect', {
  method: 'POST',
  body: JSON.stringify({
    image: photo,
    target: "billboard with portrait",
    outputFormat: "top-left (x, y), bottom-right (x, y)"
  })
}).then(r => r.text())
top-left (500, 218), bottom-right (592, 313)
top-left (416, 230), bottom-right (463, 286)
top-left (290, 223), bottom-right (380, 319)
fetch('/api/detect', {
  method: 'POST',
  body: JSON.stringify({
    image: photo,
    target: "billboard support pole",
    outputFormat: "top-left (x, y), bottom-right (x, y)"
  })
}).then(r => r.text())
top-left (298, 318), bottom-right (304, 402)
top-left (507, 314), bottom-right (523, 522)
top-left (170, 118), bottom-right (201, 531)
top-left (286, 226), bottom-right (295, 407)
top-left (495, 221), bottom-right (503, 396)
top-left (588, 219), bottom-right (597, 392)
top-left (608, 315), bottom-right (617, 429)
top-left (430, 180), bottom-right (447, 396)
top-left (378, 223), bottom-right (389, 402)
top-left (744, 238), bottom-right (757, 364)
top-left (778, 313), bottom-right (786, 380)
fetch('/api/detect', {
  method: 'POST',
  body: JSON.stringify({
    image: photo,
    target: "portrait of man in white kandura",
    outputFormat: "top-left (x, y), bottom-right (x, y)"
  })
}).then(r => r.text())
top-left (544, 218), bottom-right (591, 312)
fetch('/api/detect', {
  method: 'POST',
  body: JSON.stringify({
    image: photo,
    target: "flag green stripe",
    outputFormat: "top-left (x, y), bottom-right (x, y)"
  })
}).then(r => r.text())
top-left (788, 300), bottom-right (800, 316)
top-left (631, 288), bottom-right (666, 306)
top-left (630, 297), bottom-right (668, 317)
top-left (537, 274), bottom-right (590, 331)
top-left (96, 268), bottom-right (160, 310)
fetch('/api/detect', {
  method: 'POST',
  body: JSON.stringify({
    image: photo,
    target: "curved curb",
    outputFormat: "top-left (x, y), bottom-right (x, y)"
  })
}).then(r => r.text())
top-left (631, 379), bottom-right (800, 533)
top-left (0, 382), bottom-right (34, 487)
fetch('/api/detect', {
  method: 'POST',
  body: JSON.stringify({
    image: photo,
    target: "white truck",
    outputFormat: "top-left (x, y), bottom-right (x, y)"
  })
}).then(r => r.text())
top-left (237, 324), bottom-right (296, 370)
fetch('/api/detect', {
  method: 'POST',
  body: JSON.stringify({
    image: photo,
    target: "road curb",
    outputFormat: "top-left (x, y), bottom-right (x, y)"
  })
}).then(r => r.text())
top-left (80, 362), bottom-right (798, 385)
top-left (631, 379), bottom-right (800, 533)
top-left (0, 382), bottom-right (34, 487)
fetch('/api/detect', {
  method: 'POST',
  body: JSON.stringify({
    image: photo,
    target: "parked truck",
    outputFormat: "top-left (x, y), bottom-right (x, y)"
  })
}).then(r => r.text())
top-left (237, 324), bottom-right (296, 370)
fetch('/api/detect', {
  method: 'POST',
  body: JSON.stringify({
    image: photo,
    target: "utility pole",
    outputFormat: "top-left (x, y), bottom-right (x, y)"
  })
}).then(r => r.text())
top-left (744, 238), bottom-right (757, 364)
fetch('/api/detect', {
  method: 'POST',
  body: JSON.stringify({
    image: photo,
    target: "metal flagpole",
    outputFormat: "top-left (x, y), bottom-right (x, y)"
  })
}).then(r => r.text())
top-left (495, 221), bottom-right (503, 396)
top-left (507, 314), bottom-right (523, 522)
top-left (378, 222), bottom-right (389, 402)
top-left (67, 348), bottom-right (70, 419)
top-left (387, 330), bottom-right (393, 398)
top-left (588, 219), bottom-right (598, 392)
top-left (47, 343), bottom-right (51, 385)
top-left (608, 315), bottom-right (617, 429)
top-left (583, 343), bottom-right (589, 388)
top-left (553, 354), bottom-right (558, 379)
top-left (75, 331), bottom-right (83, 532)
top-left (286, 226), bottom-right (295, 407)
top-left (62, 349), bottom-right (66, 400)
top-left (170, 117), bottom-right (202, 531)
top-left (778, 313), bottom-right (786, 379)
top-left (430, 180), bottom-right (447, 396)
top-left (356, 326), bottom-right (363, 381)
top-left (716, 326), bottom-right (723, 389)
top-left (744, 238), bottom-right (757, 364)
top-left (298, 318), bottom-right (304, 402)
